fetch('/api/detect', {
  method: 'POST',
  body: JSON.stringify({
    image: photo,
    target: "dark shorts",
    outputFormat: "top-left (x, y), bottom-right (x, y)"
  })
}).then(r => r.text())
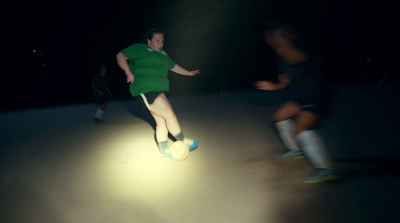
top-left (292, 89), bottom-right (335, 118)
top-left (93, 93), bottom-right (108, 105)
top-left (133, 92), bottom-right (163, 110)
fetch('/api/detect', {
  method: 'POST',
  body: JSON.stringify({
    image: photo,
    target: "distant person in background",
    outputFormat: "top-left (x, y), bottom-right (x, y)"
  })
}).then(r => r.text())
top-left (116, 28), bottom-right (200, 158)
top-left (91, 65), bottom-right (112, 124)
top-left (255, 19), bottom-right (337, 183)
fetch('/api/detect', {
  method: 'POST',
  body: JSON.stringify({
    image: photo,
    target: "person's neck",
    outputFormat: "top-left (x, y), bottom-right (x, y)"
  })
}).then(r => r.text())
top-left (278, 46), bottom-right (308, 65)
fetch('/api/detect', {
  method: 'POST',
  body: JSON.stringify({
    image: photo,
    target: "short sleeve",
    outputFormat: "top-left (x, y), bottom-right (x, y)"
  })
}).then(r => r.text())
top-left (120, 44), bottom-right (144, 60)
top-left (160, 49), bottom-right (176, 69)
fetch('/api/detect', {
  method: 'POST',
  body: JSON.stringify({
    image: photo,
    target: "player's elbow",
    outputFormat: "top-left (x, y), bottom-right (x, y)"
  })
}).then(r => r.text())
top-left (116, 52), bottom-right (126, 60)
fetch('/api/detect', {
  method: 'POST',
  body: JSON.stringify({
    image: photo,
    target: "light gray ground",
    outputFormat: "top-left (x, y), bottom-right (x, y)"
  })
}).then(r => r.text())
top-left (1, 84), bottom-right (399, 223)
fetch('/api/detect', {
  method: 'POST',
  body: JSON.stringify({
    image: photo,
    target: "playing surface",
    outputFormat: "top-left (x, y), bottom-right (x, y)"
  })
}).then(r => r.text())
top-left (1, 85), bottom-right (399, 223)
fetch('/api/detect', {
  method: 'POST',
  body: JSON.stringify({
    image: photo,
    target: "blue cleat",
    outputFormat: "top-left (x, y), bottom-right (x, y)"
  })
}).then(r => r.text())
top-left (161, 153), bottom-right (171, 158)
top-left (184, 138), bottom-right (199, 151)
top-left (159, 148), bottom-right (171, 158)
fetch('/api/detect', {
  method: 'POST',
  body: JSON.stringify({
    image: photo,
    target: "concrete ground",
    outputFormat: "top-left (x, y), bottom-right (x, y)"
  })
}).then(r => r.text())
top-left (1, 84), bottom-right (399, 223)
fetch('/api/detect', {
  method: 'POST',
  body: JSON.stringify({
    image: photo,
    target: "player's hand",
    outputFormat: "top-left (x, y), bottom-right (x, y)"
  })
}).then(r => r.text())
top-left (188, 70), bottom-right (200, 76)
top-left (254, 81), bottom-right (276, 90)
top-left (126, 73), bottom-right (135, 84)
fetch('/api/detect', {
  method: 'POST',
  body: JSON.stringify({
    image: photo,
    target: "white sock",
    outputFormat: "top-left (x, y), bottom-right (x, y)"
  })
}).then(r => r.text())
top-left (296, 130), bottom-right (332, 169)
top-left (275, 119), bottom-right (300, 151)
top-left (94, 108), bottom-right (104, 119)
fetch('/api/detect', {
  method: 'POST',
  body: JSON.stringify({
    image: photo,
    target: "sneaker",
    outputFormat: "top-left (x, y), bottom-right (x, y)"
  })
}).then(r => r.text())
top-left (279, 150), bottom-right (305, 159)
top-left (303, 168), bottom-right (338, 183)
top-left (94, 118), bottom-right (104, 124)
top-left (160, 149), bottom-right (171, 158)
top-left (183, 138), bottom-right (199, 151)
top-left (161, 153), bottom-right (171, 158)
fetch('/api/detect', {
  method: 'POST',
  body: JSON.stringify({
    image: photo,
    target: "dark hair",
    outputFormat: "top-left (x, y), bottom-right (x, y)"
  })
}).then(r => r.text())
top-left (262, 17), bottom-right (314, 55)
top-left (262, 18), bottom-right (296, 35)
top-left (142, 28), bottom-right (164, 43)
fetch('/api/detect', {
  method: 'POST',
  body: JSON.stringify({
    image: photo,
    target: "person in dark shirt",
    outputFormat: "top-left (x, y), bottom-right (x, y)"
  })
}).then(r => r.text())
top-left (255, 20), bottom-right (337, 183)
top-left (91, 65), bottom-right (112, 124)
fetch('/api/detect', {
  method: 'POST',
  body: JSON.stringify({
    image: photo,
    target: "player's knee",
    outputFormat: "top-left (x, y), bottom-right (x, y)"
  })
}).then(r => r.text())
top-left (152, 107), bottom-right (176, 121)
top-left (156, 123), bottom-right (168, 132)
top-left (295, 128), bottom-right (304, 135)
top-left (165, 109), bottom-right (177, 120)
top-left (295, 124), bottom-right (313, 135)
top-left (273, 111), bottom-right (287, 122)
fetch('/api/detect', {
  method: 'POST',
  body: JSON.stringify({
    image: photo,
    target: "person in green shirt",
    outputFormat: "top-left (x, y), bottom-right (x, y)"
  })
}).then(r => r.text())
top-left (116, 28), bottom-right (200, 158)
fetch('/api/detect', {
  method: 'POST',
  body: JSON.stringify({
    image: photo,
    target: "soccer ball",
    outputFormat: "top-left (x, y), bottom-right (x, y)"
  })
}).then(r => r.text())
top-left (169, 141), bottom-right (189, 161)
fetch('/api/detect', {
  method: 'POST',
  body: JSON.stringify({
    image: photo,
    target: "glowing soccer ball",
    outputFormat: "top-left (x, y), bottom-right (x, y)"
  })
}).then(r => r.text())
top-left (169, 141), bottom-right (189, 161)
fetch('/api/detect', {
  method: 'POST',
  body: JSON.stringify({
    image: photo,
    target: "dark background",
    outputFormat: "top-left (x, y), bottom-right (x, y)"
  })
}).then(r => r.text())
top-left (2, 0), bottom-right (398, 111)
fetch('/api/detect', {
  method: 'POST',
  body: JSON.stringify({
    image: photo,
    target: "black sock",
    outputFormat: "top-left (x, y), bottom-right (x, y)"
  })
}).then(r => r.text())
top-left (158, 141), bottom-right (168, 154)
top-left (174, 132), bottom-right (185, 141)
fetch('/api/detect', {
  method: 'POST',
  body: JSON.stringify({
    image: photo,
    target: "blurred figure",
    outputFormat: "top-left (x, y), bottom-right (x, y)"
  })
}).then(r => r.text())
top-left (116, 28), bottom-right (200, 158)
top-left (255, 19), bottom-right (337, 183)
top-left (91, 65), bottom-right (112, 124)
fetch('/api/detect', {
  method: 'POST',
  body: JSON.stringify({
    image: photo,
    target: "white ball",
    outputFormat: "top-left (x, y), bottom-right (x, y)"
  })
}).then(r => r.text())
top-left (169, 141), bottom-right (189, 161)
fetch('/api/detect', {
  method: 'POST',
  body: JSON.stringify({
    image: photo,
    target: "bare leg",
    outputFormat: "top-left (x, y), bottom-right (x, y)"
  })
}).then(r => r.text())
top-left (273, 101), bottom-right (302, 122)
top-left (274, 102), bottom-right (336, 182)
top-left (273, 101), bottom-right (302, 153)
top-left (148, 93), bottom-right (199, 150)
top-left (150, 112), bottom-right (169, 143)
top-left (149, 93), bottom-right (182, 138)
top-left (294, 111), bottom-right (320, 134)
top-left (295, 111), bottom-right (332, 169)
top-left (94, 104), bottom-right (105, 123)
top-left (100, 104), bottom-right (106, 111)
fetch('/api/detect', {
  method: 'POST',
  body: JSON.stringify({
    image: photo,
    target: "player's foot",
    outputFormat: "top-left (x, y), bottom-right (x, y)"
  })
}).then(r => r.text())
top-left (161, 153), bottom-right (171, 158)
top-left (279, 150), bottom-right (305, 159)
top-left (160, 148), bottom-right (170, 158)
top-left (303, 168), bottom-right (338, 183)
top-left (183, 138), bottom-right (199, 151)
top-left (94, 118), bottom-right (104, 124)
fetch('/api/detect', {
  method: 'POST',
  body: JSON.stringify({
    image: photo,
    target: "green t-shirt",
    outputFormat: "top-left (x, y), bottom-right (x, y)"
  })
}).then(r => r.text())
top-left (121, 43), bottom-right (176, 96)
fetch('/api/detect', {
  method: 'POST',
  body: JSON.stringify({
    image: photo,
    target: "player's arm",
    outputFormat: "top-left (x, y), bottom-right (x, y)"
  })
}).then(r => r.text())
top-left (170, 64), bottom-right (200, 76)
top-left (106, 86), bottom-right (112, 96)
top-left (90, 81), bottom-right (103, 95)
top-left (254, 73), bottom-right (291, 90)
top-left (275, 73), bottom-right (292, 90)
top-left (116, 52), bottom-right (135, 84)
